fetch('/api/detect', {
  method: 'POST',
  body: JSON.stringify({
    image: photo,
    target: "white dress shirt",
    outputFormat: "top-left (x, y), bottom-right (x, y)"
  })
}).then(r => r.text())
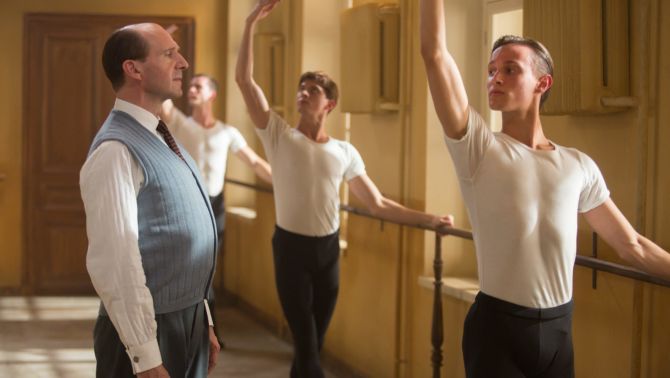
top-left (81, 99), bottom-right (213, 373)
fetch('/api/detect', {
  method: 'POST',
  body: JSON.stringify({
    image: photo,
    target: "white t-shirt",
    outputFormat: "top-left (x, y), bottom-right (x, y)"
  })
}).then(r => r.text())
top-left (168, 108), bottom-right (247, 196)
top-left (444, 108), bottom-right (610, 308)
top-left (256, 111), bottom-right (366, 236)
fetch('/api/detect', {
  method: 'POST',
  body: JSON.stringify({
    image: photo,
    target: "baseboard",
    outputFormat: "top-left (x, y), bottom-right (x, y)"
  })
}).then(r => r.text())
top-left (0, 286), bottom-right (23, 295)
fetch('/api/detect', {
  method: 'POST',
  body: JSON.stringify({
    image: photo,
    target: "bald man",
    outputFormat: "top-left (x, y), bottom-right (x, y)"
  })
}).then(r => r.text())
top-left (81, 23), bottom-right (220, 377)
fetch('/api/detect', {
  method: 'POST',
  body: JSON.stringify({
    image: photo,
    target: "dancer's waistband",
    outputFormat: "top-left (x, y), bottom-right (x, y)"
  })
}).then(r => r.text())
top-left (475, 291), bottom-right (573, 320)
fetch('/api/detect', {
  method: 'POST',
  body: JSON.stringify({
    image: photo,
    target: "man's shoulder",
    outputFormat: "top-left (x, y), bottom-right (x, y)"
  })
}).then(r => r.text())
top-left (553, 143), bottom-right (589, 161)
top-left (215, 120), bottom-right (239, 132)
top-left (97, 112), bottom-right (147, 140)
top-left (329, 137), bottom-right (350, 148)
top-left (329, 138), bottom-right (362, 158)
top-left (107, 109), bottom-right (137, 125)
top-left (178, 115), bottom-right (202, 129)
top-left (268, 110), bottom-right (292, 129)
top-left (549, 143), bottom-right (604, 178)
top-left (255, 111), bottom-right (291, 140)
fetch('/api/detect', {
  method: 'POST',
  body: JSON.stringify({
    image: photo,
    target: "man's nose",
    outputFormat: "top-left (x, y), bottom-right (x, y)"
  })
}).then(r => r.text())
top-left (488, 76), bottom-right (502, 87)
top-left (177, 52), bottom-right (189, 70)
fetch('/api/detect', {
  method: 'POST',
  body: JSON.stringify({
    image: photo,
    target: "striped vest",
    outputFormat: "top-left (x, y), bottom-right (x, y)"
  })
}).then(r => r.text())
top-left (90, 110), bottom-right (217, 314)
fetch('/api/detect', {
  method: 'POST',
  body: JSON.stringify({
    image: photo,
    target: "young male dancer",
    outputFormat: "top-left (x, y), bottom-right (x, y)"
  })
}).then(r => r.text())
top-left (419, 0), bottom-right (670, 376)
top-left (237, 1), bottom-right (455, 376)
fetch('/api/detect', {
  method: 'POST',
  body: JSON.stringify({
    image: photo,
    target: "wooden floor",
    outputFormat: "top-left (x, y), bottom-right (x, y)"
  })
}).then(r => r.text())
top-left (0, 296), bottom-right (345, 377)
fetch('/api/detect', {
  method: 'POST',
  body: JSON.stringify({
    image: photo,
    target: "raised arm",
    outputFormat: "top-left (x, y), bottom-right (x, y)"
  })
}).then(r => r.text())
top-left (348, 174), bottom-right (454, 235)
top-left (584, 199), bottom-right (670, 281)
top-left (420, 0), bottom-right (470, 139)
top-left (235, 0), bottom-right (281, 130)
top-left (235, 146), bottom-right (272, 184)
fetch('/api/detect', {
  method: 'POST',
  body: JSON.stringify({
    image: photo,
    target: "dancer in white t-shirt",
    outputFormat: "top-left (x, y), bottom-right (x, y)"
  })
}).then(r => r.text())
top-left (236, 1), bottom-right (454, 376)
top-left (419, 0), bottom-right (670, 376)
top-left (162, 74), bottom-right (272, 232)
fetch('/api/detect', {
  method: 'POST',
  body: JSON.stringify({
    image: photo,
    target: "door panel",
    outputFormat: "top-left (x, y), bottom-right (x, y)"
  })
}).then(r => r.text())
top-left (24, 14), bottom-right (195, 294)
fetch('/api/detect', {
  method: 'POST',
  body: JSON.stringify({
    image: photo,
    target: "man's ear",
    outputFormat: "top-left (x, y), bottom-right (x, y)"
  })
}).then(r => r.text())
top-left (536, 74), bottom-right (553, 95)
top-left (122, 60), bottom-right (142, 81)
top-left (326, 99), bottom-right (337, 114)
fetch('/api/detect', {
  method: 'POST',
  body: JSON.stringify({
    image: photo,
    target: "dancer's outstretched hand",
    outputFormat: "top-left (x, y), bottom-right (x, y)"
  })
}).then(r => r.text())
top-left (248, 0), bottom-right (281, 23)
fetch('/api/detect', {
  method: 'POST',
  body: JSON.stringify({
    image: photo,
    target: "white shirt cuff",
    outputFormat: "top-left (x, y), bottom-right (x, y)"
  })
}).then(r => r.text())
top-left (126, 338), bottom-right (162, 374)
top-left (204, 299), bottom-right (214, 327)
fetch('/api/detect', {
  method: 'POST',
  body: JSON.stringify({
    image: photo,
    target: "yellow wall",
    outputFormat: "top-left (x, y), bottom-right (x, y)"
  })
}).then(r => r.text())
top-left (220, 0), bottom-right (290, 338)
top-left (406, 0), bottom-right (483, 376)
top-left (0, 0), bottom-right (229, 290)
top-left (643, 3), bottom-right (670, 377)
top-left (541, 1), bottom-right (670, 376)
top-left (223, 0), bottom-right (262, 207)
top-left (655, 0), bottom-right (670, 250)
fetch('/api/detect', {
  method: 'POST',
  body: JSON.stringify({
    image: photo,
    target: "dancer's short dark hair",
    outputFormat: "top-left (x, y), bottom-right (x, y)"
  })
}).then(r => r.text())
top-left (298, 71), bottom-right (339, 103)
top-left (492, 35), bottom-right (554, 106)
top-left (193, 73), bottom-right (219, 93)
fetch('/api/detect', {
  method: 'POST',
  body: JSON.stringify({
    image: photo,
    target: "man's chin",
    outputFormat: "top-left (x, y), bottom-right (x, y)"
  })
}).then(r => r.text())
top-left (489, 102), bottom-right (504, 111)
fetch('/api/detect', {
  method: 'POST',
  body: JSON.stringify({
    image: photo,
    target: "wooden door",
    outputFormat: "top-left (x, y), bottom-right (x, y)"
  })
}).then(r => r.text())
top-left (24, 14), bottom-right (195, 295)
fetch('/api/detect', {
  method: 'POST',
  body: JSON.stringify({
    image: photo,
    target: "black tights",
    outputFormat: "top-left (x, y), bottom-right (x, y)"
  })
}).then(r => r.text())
top-left (272, 226), bottom-right (340, 378)
top-left (463, 292), bottom-right (574, 378)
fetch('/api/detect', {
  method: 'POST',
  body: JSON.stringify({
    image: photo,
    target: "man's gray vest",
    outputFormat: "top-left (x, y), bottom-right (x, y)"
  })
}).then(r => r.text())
top-left (89, 110), bottom-right (217, 315)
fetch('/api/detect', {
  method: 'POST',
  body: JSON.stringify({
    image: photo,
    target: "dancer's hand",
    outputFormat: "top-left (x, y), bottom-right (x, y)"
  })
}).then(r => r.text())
top-left (248, 0), bottom-right (281, 23)
top-left (433, 214), bottom-right (455, 235)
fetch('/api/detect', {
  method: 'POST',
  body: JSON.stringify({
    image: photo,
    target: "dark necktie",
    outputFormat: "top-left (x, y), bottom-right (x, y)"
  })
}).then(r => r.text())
top-left (156, 120), bottom-right (186, 162)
